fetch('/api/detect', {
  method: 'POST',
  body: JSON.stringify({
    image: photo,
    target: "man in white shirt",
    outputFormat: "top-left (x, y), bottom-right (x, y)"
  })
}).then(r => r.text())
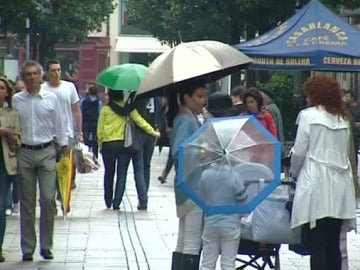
top-left (42, 59), bottom-right (83, 189)
top-left (13, 60), bottom-right (69, 262)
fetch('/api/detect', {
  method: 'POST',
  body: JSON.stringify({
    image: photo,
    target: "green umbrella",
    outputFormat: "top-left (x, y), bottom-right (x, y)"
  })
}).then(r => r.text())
top-left (96, 63), bottom-right (148, 91)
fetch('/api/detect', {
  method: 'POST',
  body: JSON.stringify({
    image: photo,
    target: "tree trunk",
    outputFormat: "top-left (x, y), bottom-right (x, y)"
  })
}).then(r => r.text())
top-left (39, 31), bottom-right (56, 66)
top-left (30, 19), bottom-right (38, 60)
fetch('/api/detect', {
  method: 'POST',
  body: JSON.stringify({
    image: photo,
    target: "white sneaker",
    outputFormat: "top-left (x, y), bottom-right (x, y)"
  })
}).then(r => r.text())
top-left (5, 209), bottom-right (12, 216)
top-left (13, 203), bottom-right (19, 214)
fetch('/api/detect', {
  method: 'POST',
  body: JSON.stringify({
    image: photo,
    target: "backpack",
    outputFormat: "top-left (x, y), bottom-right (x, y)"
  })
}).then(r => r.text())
top-left (82, 97), bottom-right (100, 123)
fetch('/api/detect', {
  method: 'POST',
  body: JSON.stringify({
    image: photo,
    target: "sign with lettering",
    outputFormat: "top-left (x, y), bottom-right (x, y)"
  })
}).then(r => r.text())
top-left (235, 0), bottom-right (360, 71)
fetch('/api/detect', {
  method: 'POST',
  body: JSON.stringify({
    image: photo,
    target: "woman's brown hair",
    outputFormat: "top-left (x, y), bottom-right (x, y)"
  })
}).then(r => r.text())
top-left (0, 76), bottom-right (14, 108)
top-left (243, 87), bottom-right (264, 112)
top-left (304, 75), bottom-right (347, 119)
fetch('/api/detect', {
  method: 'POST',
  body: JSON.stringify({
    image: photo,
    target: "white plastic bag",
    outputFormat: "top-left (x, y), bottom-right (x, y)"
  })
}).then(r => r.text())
top-left (251, 195), bottom-right (301, 244)
top-left (73, 143), bottom-right (98, 173)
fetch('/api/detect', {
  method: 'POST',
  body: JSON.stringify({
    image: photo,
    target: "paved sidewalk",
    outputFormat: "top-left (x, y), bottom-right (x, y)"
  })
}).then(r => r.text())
top-left (1, 148), bottom-right (360, 269)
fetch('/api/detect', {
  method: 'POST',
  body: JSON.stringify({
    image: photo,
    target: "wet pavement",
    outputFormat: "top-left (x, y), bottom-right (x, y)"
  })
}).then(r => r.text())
top-left (1, 148), bottom-right (360, 269)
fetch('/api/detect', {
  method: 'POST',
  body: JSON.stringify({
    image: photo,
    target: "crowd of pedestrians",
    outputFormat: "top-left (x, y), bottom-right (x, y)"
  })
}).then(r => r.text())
top-left (165, 77), bottom-right (358, 270)
top-left (0, 58), bottom-right (167, 262)
top-left (0, 59), bottom-right (359, 270)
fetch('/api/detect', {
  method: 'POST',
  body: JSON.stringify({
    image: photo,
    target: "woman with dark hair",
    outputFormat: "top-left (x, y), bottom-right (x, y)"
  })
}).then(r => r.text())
top-left (242, 87), bottom-right (277, 138)
top-left (97, 89), bottom-right (160, 210)
top-left (0, 77), bottom-right (21, 262)
top-left (167, 83), bottom-right (207, 270)
top-left (290, 75), bottom-right (357, 270)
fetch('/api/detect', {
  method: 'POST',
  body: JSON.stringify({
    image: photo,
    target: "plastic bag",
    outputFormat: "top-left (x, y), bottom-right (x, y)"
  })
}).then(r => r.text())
top-left (251, 195), bottom-right (301, 244)
top-left (240, 191), bottom-right (301, 244)
top-left (73, 142), bottom-right (98, 173)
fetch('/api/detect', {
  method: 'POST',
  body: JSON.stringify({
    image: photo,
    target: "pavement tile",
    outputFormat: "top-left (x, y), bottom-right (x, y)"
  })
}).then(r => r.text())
top-left (1, 148), bottom-right (360, 269)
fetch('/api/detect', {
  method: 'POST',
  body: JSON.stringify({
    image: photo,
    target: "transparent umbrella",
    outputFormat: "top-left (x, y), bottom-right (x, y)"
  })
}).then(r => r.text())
top-left (177, 115), bottom-right (281, 215)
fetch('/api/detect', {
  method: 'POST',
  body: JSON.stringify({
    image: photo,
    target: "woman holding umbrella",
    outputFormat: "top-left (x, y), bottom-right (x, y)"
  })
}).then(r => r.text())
top-left (96, 63), bottom-right (161, 211)
top-left (167, 82), bottom-right (207, 270)
top-left (97, 89), bottom-right (160, 210)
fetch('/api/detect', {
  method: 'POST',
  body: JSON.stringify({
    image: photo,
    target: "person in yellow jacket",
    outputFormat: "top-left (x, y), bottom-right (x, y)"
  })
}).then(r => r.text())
top-left (97, 89), bottom-right (160, 210)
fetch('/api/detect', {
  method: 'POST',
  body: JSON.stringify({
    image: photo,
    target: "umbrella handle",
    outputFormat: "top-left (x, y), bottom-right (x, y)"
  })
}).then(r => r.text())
top-left (244, 179), bottom-right (272, 186)
top-left (244, 179), bottom-right (296, 188)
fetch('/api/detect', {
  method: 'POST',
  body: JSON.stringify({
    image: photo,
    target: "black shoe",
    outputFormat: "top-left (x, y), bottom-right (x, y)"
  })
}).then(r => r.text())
top-left (113, 206), bottom-right (120, 210)
top-left (158, 176), bottom-right (167, 184)
top-left (137, 204), bottom-right (147, 211)
top-left (105, 200), bottom-right (112, 209)
top-left (0, 252), bottom-right (4, 262)
top-left (40, 249), bottom-right (53, 260)
top-left (22, 253), bottom-right (33, 261)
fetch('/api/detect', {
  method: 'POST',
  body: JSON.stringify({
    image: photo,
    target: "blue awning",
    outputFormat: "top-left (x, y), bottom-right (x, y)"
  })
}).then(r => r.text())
top-left (234, 0), bottom-right (360, 71)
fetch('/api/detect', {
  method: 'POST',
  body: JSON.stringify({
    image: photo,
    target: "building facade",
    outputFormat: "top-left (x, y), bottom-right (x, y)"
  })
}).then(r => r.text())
top-left (109, 0), bottom-right (169, 66)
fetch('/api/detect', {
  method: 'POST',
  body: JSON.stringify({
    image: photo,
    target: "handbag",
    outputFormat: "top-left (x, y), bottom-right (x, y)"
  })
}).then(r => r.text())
top-left (124, 117), bottom-right (140, 151)
top-left (284, 183), bottom-right (311, 256)
top-left (288, 224), bottom-right (311, 256)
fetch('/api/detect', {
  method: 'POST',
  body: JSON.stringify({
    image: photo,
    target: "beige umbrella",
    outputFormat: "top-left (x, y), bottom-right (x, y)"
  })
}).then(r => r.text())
top-left (136, 40), bottom-right (252, 97)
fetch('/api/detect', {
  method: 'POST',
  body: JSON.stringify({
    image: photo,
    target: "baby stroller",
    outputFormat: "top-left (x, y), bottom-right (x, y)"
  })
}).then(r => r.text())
top-left (236, 239), bottom-right (280, 270)
top-left (236, 153), bottom-right (298, 270)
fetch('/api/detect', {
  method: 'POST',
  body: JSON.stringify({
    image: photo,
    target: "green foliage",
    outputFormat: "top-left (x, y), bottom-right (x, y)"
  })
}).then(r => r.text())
top-left (125, 0), bottom-right (360, 47)
top-left (125, 0), bottom-right (360, 46)
top-left (0, 0), bottom-right (116, 62)
top-left (257, 71), bottom-right (298, 140)
top-left (125, 0), bottom-right (301, 45)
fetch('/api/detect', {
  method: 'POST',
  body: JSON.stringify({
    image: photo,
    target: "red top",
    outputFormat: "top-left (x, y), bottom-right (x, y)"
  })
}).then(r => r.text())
top-left (242, 110), bottom-right (278, 138)
top-left (257, 110), bottom-right (278, 138)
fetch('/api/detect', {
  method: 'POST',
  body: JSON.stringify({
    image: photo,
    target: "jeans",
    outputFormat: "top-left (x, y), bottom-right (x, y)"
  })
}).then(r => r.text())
top-left (175, 205), bottom-right (203, 255)
top-left (201, 226), bottom-right (241, 270)
top-left (84, 128), bottom-right (98, 159)
top-left (6, 175), bottom-right (19, 209)
top-left (0, 162), bottom-right (11, 251)
top-left (161, 148), bottom-right (174, 178)
top-left (138, 132), bottom-right (156, 192)
top-left (101, 141), bottom-right (147, 208)
top-left (309, 217), bottom-right (343, 270)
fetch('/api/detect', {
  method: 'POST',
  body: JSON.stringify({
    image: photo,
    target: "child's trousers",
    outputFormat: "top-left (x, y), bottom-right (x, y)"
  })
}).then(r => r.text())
top-left (200, 226), bottom-right (241, 270)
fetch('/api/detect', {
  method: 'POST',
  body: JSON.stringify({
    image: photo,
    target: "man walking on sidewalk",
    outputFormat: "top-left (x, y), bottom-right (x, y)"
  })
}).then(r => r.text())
top-left (42, 59), bottom-right (83, 189)
top-left (13, 61), bottom-right (69, 261)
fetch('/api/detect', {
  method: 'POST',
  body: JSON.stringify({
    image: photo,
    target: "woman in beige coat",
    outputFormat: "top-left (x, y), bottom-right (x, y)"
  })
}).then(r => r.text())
top-left (0, 77), bottom-right (21, 262)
